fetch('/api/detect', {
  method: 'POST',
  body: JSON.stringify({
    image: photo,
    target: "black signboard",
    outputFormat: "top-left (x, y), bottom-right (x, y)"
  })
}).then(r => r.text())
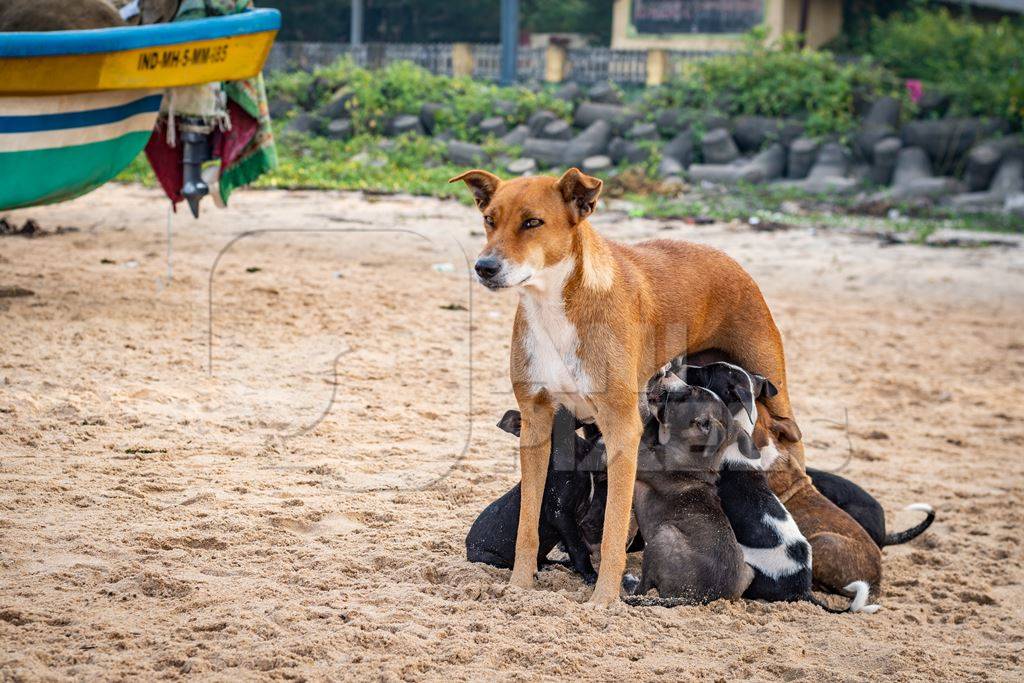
top-left (632, 0), bottom-right (763, 35)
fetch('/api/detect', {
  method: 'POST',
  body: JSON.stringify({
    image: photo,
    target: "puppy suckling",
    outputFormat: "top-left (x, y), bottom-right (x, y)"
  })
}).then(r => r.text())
top-left (623, 383), bottom-right (752, 606)
top-left (465, 407), bottom-right (605, 584)
top-left (683, 362), bottom-right (879, 613)
top-left (808, 468), bottom-right (935, 548)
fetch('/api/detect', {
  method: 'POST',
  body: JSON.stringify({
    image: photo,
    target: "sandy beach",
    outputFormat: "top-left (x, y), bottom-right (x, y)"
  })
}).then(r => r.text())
top-left (1, 184), bottom-right (1022, 681)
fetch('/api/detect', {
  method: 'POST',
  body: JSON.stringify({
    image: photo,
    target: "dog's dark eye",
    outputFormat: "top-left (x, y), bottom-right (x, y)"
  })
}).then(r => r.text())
top-left (521, 218), bottom-right (543, 230)
top-left (483, 215), bottom-right (495, 228)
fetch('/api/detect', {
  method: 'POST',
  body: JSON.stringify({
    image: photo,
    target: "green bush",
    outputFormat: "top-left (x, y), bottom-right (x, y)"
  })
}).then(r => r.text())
top-left (646, 35), bottom-right (902, 138)
top-left (865, 8), bottom-right (1024, 127)
top-left (266, 59), bottom-right (572, 141)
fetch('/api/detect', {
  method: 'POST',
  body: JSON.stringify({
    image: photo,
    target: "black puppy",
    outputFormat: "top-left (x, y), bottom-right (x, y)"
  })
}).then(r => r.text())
top-left (465, 407), bottom-right (604, 584)
top-left (625, 383), bottom-right (753, 606)
top-left (808, 468), bottom-right (935, 548)
top-left (682, 362), bottom-right (878, 613)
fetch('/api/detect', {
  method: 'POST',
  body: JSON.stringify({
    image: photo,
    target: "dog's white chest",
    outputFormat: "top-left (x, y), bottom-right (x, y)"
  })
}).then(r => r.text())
top-left (518, 259), bottom-right (594, 418)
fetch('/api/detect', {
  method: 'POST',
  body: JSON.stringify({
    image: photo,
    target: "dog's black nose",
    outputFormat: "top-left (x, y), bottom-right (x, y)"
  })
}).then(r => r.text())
top-left (474, 257), bottom-right (501, 280)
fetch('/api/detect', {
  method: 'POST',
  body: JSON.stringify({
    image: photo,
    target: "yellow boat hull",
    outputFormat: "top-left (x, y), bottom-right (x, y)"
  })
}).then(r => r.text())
top-left (0, 9), bottom-right (280, 95)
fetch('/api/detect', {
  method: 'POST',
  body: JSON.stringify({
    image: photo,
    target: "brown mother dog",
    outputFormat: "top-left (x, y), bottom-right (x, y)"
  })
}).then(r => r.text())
top-left (451, 168), bottom-right (880, 605)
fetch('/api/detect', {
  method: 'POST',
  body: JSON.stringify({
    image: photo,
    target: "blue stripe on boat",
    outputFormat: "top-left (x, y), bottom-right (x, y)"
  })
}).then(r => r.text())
top-left (0, 94), bottom-right (162, 133)
top-left (0, 8), bottom-right (280, 58)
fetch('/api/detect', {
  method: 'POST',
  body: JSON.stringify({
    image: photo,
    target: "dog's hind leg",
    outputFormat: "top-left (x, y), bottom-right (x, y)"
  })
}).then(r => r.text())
top-left (509, 397), bottom-right (555, 589)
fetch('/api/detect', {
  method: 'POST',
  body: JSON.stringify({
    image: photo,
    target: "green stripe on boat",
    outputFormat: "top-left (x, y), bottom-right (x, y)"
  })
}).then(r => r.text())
top-left (0, 131), bottom-right (151, 211)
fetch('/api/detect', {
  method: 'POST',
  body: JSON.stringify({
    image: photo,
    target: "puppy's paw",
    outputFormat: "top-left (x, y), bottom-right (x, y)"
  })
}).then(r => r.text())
top-left (621, 573), bottom-right (640, 594)
top-left (582, 570), bottom-right (598, 586)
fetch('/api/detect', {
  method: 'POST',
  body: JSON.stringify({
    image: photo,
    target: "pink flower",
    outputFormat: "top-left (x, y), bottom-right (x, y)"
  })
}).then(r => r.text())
top-left (906, 79), bottom-right (923, 103)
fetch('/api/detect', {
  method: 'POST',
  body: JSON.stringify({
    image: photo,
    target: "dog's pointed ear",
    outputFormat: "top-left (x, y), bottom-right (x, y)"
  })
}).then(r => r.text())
top-left (496, 409), bottom-right (522, 437)
top-left (770, 416), bottom-right (802, 443)
top-left (449, 170), bottom-right (502, 212)
top-left (557, 168), bottom-right (602, 224)
top-left (753, 373), bottom-right (779, 399)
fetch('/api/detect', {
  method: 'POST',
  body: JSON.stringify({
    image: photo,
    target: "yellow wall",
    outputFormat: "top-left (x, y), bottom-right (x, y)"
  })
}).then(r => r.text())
top-left (611, 0), bottom-right (842, 51)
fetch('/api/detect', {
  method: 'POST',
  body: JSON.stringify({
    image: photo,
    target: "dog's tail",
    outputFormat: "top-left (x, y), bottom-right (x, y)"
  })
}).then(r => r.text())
top-left (883, 503), bottom-right (935, 546)
top-left (805, 581), bottom-right (880, 614)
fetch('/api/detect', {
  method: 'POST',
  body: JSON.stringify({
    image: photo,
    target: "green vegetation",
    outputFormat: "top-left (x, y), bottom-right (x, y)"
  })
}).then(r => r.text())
top-left (267, 59), bottom-right (571, 141)
top-left (644, 33), bottom-right (903, 139)
top-left (864, 8), bottom-right (1024, 127)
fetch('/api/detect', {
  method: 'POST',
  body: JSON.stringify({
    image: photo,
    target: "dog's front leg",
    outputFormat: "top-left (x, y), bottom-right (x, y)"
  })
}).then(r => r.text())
top-left (509, 398), bottom-right (554, 589)
top-left (590, 405), bottom-right (642, 605)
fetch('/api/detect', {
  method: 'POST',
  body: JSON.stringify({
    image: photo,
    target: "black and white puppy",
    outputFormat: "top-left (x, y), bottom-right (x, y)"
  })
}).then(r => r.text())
top-left (465, 407), bottom-right (604, 584)
top-left (808, 468), bottom-right (935, 548)
top-left (680, 362), bottom-right (879, 613)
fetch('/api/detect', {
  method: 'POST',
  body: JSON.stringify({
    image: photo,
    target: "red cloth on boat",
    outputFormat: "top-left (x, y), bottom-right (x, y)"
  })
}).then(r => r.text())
top-left (144, 100), bottom-right (260, 207)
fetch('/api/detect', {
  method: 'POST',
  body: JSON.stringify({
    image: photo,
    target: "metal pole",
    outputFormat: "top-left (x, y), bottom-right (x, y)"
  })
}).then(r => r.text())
top-left (350, 0), bottom-right (364, 46)
top-left (499, 0), bottom-right (518, 85)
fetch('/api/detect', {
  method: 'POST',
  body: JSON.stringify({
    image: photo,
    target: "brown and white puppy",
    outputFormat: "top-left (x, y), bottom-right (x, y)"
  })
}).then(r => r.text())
top-left (451, 168), bottom-right (800, 605)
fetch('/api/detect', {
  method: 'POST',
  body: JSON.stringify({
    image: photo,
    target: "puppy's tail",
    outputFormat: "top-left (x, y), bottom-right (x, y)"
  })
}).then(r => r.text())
top-left (805, 581), bottom-right (880, 615)
top-left (883, 503), bottom-right (935, 546)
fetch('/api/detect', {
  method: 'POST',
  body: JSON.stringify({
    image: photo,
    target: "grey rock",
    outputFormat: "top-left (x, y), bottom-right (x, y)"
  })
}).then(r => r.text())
top-left (318, 88), bottom-right (354, 119)
top-left (991, 158), bottom-right (1024, 196)
top-left (856, 125), bottom-right (897, 162)
top-left (466, 112), bottom-right (484, 130)
top-left (702, 128), bottom-right (739, 165)
top-left (506, 157), bottom-right (537, 175)
top-left (283, 112), bottom-right (318, 135)
top-left (522, 137), bottom-right (570, 167)
top-left (626, 122), bottom-right (660, 142)
top-left (870, 137), bottom-right (902, 185)
top-left (388, 114), bottom-right (424, 137)
top-left (326, 118), bottom-right (353, 141)
top-left (608, 137), bottom-right (647, 165)
top-left (445, 140), bottom-right (489, 166)
top-left (494, 99), bottom-right (517, 117)
top-left (743, 143), bottom-right (786, 182)
top-left (687, 164), bottom-right (746, 185)
top-left (573, 102), bottom-right (638, 134)
top-left (269, 96), bottom-right (295, 120)
top-left (562, 120), bottom-right (612, 167)
top-left (902, 118), bottom-right (1008, 174)
top-left (420, 102), bottom-right (444, 134)
top-left (864, 97), bottom-right (901, 129)
top-left (655, 108), bottom-right (688, 137)
top-left (554, 82), bottom-right (582, 102)
top-left (658, 156), bottom-right (685, 178)
top-left (479, 116), bottom-right (508, 138)
top-left (966, 138), bottom-right (1024, 192)
top-left (805, 143), bottom-right (850, 188)
top-left (1006, 193), bottom-right (1024, 217)
top-left (892, 147), bottom-right (932, 187)
top-left (947, 191), bottom-right (1004, 210)
top-left (499, 124), bottom-right (530, 148)
top-left (527, 110), bottom-right (559, 136)
top-left (588, 82), bottom-right (622, 105)
top-left (663, 130), bottom-right (694, 168)
top-left (894, 176), bottom-right (964, 200)
top-left (787, 137), bottom-right (819, 179)
top-left (582, 155), bottom-right (613, 173)
top-left (732, 116), bottom-right (784, 152)
top-left (541, 119), bottom-right (573, 141)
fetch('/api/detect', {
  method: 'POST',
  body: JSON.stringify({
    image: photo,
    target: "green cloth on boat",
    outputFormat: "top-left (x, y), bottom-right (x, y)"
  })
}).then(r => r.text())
top-left (174, 0), bottom-right (277, 204)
